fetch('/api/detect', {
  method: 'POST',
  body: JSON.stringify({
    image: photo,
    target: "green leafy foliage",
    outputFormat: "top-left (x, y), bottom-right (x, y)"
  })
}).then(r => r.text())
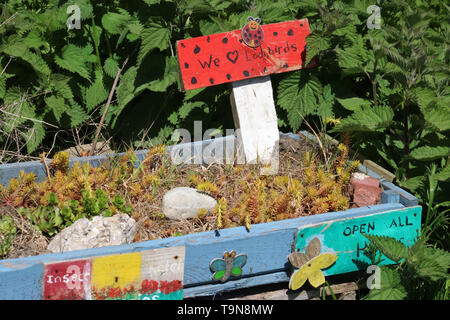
top-left (363, 234), bottom-right (408, 263)
top-left (363, 236), bottom-right (450, 300)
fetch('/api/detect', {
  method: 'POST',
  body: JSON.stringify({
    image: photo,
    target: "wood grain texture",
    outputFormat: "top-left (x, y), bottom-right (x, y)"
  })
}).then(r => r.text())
top-left (0, 203), bottom-right (405, 299)
top-left (293, 205), bottom-right (422, 277)
top-left (230, 76), bottom-right (279, 172)
top-left (0, 132), bottom-right (420, 299)
top-left (228, 280), bottom-right (361, 300)
top-left (177, 19), bottom-right (312, 91)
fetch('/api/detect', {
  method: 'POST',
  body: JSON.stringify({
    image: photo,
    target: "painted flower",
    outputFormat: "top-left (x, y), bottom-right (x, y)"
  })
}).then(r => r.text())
top-left (288, 237), bottom-right (337, 290)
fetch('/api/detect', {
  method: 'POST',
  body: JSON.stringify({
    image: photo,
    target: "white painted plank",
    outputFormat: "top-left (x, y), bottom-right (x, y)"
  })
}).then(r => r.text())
top-left (229, 76), bottom-right (279, 174)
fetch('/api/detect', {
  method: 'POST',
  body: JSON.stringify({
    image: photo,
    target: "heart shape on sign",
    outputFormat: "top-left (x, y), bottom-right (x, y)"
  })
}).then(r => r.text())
top-left (226, 50), bottom-right (239, 64)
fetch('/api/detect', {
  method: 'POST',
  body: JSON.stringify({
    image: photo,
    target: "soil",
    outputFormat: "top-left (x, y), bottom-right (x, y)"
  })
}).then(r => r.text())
top-left (0, 135), bottom-right (352, 260)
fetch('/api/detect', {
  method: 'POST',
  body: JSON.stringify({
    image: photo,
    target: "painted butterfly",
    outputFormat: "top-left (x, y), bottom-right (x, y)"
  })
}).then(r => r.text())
top-left (288, 237), bottom-right (337, 290)
top-left (242, 17), bottom-right (264, 48)
top-left (209, 251), bottom-right (247, 282)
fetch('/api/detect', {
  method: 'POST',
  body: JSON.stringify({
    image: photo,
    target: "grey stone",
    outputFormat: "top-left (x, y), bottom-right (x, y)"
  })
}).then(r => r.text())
top-left (47, 214), bottom-right (136, 253)
top-left (162, 187), bottom-right (217, 220)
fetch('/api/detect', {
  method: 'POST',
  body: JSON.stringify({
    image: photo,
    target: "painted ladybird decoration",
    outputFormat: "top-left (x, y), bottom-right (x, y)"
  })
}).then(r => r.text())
top-left (242, 17), bottom-right (264, 48)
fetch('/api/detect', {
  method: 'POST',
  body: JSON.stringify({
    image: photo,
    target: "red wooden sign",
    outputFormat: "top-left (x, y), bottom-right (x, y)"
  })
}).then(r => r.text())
top-left (42, 259), bottom-right (92, 300)
top-left (177, 19), bottom-right (312, 91)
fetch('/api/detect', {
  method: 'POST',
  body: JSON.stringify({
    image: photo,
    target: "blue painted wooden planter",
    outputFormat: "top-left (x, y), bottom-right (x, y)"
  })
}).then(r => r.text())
top-left (0, 132), bottom-right (420, 300)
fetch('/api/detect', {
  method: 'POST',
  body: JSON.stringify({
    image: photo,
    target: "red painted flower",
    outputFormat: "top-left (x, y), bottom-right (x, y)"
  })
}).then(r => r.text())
top-left (140, 279), bottom-right (158, 295)
top-left (107, 287), bottom-right (122, 299)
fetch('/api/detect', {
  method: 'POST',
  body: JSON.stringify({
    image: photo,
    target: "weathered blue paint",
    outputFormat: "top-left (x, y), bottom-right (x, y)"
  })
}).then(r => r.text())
top-left (0, 135), bottom-right (236, 186)
top-left (0, 132), bottom-right (418, 207)
top-left (382, 189), bottom-right (400, 204)
top-left (184, 271), bottom-right (290, 298)
top-left (0, 203), bottom-right (405, 299)
top-left (0, 132), bottom-right (420, 299)
top-left (293, 206), bottom-right (422, 276)
top-left (0, 263), bottom-right (43, 300)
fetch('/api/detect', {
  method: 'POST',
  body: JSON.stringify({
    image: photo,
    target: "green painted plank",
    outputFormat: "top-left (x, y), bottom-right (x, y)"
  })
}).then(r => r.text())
top-left (293, 206), bottom-right (422, 276)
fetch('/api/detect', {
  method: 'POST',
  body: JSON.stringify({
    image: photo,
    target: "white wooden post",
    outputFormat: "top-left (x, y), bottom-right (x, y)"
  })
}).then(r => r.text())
top-left (229, 76), bottom-right (279, 175)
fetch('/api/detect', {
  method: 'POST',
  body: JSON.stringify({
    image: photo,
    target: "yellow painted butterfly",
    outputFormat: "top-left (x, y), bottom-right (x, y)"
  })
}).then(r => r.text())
top-left (288, 237), bottom-right (337, 290)
top-left (209, 251), bottom-right (247, 282)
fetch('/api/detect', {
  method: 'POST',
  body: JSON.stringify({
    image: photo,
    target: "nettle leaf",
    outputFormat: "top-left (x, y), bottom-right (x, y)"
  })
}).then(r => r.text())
top-left (335, 41), bottom-right (368, 75)
top-left (102, 11), bottom-right (131, 35)
top-left (423, 103), bottom-right (450, 132)
top-left (305, 33), bottom-right (331, 65)
top-left (317, 84), bottom-right (334, 120)
top-left (138, 22), bottom-right (170, 64)
top-left (3, 41), bottom-right (50, 76)
top-left (363, 266), bottom-right (407, 300)
top-left (410, 145), bottom-right (450, 161)
top-left (0, 72), bottom-right (14, 100)
top-left (142, 0), bottom-right (161, 5)
top-left (85, 70), bottom-right (108, 111)
top-left (4, 98), bottom-right (36, 133)
top-left (44, 95), bottom-right (66, 122)
top-left (336, 97), bottom-right (372, 111)
top-left (332, 106), bottom-right (394, 132)
top-left (408, 245), bottom-right (450, 282)
top-left (23, 121), bottom-right (45, 153)
top-left (116, 66), bottom-right (137, 108)
top-left (65, 103), bottom-right (89, 127)
top-left (104, 57), bottom-right (120, 78)
top-left (363, 234), bottom-right (408, 263)
top-left (396, 176), bottom-right (425, 194)
top-left (168, 112), bottom-right (178, 125)
top-left (277, 71), bottom-right (322, 131)
top-left (178, 101), bottom-right (205, 119)
top-left (413, 87), bottom-right (435, 110)
top-left (148, 56), bottom-right (179, 92)
top-left (54, 44), bottom-right (96, 81)
top-left (50, 74), bottom-right (73, 101)
top-left (433, 164), bottom-right (450, 182)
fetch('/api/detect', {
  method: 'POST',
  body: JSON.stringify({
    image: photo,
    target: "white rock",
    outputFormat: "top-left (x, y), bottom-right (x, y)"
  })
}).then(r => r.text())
top-left (47, 214), bottom-right (136, 253)
top-left (162, 187), bottom-right (217, 220)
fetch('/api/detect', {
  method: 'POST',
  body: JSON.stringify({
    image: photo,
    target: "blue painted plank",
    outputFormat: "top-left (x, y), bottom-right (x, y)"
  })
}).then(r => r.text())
top-left (382, 189), bottom-right (400, 204)
top-left (0, 263), bottom-right (43, 300)
top-left (293, 206), bottom-right (421, 277)
top-left (183, 271), bottom-right (289, 298)
top-left (0, 203), bottom-right (404, 299)
top-left (0, 132), bottom-right (419, 299)
top-left (0, 136), bottom-right (237, 186)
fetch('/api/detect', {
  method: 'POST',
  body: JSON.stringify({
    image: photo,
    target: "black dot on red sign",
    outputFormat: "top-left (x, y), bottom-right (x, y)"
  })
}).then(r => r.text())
top-left (180, 43), bottom-right (185, 48)
top-left (300, 23), bottom-right (303, 26)
top-left (243, 70), bottom-right (250, 77)
top-left (194, 45), bottom-right (201, 54)
top-left (191, 77), bottom-right (197, 84)
top-left (209, 78), bottom-right (214, 84)
top-left (184, 63), bottom-right (189, 69)
top-left (207, 36), bottom-right (210, 43)
top-left (222, 37), bottom-right (228, 44)
top-left (273, 32), bottom-right (278, 36)
top-left (287, 29), bottom-right (294, 36)
top-left (226, 74), bottom-right (232, 80)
